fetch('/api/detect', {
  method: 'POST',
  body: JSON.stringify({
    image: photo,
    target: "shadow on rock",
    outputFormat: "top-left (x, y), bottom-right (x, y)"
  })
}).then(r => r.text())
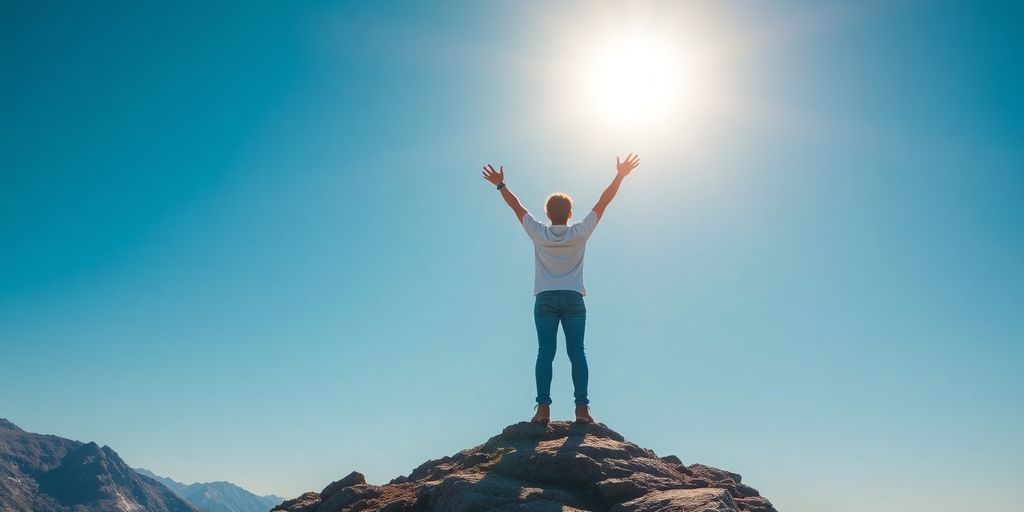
top-left (272, 421), bottom-right (777, 512)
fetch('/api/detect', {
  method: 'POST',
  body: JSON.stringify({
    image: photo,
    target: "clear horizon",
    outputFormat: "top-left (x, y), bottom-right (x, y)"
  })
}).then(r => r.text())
top-left (2, 1), bottom-right (1022, 511)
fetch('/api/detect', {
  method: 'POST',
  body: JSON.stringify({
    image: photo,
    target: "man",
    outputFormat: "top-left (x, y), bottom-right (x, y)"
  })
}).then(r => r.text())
top-left (481, 154), bottom-right (640, 425)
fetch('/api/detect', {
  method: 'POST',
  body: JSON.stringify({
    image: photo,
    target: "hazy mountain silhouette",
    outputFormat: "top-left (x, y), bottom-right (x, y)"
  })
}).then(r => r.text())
top-left (272, 421), bottom-right (777, 512)
top-left (134, 468), bottom-right (284, 512)
top-left (0, 418), bottom-right (199, 512)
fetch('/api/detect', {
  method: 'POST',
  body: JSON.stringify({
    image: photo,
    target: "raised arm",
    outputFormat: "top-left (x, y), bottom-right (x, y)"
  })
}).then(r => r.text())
top-left (592, 153), bottom-right (639, 219)
top-left (482, 164), bottom-right (528, 222)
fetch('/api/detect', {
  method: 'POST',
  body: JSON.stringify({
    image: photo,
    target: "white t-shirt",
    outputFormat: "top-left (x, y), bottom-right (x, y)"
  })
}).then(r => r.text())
top-left (521, 210), bottom-right (601, 296)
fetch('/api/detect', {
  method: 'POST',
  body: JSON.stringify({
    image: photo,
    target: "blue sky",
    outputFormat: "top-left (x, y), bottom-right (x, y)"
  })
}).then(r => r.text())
top-left (1, 1), bottom-right (1022, 511)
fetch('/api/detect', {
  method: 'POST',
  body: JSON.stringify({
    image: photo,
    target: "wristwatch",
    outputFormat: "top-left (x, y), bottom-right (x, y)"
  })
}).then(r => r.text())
top-left (496, 182), bottom-right (506, 190)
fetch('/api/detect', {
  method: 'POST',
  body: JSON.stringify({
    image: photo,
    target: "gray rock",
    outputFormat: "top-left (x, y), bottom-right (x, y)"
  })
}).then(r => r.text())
top-left (423, 472), bottom-right (585, 512)
top-left (321, 472), bottom-right (368, 500)
top-left (275, 421), bottom-right (778, 512)
top-left (609, 488), bottom-right (739, 512)
top-left (273, 491), bottom-right (320, 512)
top-left (660, 454), bottom-right (684, 466)
top-left (688, 464), bottom-right (742, 484)
top-left (595, 474), bottom-right (695, 504)
top-left (317, 484), bottom-right (381, 512)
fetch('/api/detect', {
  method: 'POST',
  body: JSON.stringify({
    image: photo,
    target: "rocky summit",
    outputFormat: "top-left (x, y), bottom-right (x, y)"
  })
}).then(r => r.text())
top-left (273, 421), bottom-right (777, 512)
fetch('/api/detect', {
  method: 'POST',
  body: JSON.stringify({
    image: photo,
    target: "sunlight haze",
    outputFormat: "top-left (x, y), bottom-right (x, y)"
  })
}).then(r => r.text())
top-left (1, 2), bottom-right (1021, 512)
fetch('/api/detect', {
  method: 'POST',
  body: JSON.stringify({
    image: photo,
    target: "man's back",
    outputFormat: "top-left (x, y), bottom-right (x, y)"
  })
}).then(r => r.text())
top-left (522, 210), bottom-right (600, 296)
top-left (480, 153), bottom-right (638, 425)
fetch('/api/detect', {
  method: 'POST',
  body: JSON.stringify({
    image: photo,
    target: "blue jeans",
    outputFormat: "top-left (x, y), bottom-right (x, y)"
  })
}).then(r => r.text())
top-left (534, 290), bottom-right (589, 406)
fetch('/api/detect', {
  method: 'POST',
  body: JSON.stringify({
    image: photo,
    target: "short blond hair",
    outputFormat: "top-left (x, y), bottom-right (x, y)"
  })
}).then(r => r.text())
top-left (545, 193), bottom-right (573, 224)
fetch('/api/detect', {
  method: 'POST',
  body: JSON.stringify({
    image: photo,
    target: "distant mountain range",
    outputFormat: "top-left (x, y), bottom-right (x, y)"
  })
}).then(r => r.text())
top-left (0, 418), bottom-right (284, 512)
top-left (135, 468), bottom-right (284, 512)
top-left (0, 418), bottom-right (198, 512)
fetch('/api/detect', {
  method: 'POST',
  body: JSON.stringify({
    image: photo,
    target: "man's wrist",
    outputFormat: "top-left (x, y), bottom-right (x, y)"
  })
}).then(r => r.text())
top-left (496, 182), bottom-right (506, 190)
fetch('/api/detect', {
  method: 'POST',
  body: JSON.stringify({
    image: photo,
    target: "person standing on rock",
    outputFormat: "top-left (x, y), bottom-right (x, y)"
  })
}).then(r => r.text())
top-left (481, 154), bottom-right (640, 425)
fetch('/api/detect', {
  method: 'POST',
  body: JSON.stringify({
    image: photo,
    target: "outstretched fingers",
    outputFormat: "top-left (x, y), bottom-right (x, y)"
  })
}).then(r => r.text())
top-left (482, 164), bottom-right (505, 184)
top-left (616, 153), bottom-right (640, 171)
top-left (618, 151), bottom-right (634, 167)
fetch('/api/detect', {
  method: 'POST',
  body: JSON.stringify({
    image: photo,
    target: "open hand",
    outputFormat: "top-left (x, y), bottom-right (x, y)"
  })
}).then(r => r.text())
top-left (616, 153), bottom-right (639, 176)
top-left (482, 164), bottom-right (505, 186)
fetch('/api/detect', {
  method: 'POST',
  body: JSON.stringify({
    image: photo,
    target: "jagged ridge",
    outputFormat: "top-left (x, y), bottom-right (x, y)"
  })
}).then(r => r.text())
top-left (273, 421), bottom-right (777, 512)
top-left (135, 467), bottom-right (286, 512)
top-left (0, 418), bottom-right (199, 512)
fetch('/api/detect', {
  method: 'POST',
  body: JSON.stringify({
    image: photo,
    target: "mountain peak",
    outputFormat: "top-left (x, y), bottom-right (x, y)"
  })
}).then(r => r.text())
top-left (0, 417), bottom-right (24, 431)
top-left (0, 422), bottom-right (200, 512)
top-left (273, 421), bottom-right (776, 512)
top-left (135, 467), bottom-right (286, 512)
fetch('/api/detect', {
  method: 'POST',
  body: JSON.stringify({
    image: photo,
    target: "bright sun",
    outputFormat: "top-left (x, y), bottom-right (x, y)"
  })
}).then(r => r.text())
top-left (578, 32), bottom-right (685, 127)
top-left (544, 8), bottom-right (730, 145)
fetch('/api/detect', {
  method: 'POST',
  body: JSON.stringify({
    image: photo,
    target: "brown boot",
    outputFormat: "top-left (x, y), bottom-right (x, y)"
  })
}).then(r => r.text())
top-left (531, 404), bottom-right (550, 425)
top-left (575, 404), bottom-right (594, 424)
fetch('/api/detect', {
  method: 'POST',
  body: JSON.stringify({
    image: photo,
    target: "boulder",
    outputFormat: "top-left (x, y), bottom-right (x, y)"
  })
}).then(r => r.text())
top-left (276, 421), bottom-right (777, 512)
top-left (609, 488), bottom-right (739, 512)
top-left (321, 472), bottom-right (368, 500)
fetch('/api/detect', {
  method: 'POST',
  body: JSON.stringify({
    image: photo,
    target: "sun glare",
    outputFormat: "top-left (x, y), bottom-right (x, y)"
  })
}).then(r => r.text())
top-left (579, 32), bottom-right (684, 127)
top-left (541, 7), bottom-right (734, 148)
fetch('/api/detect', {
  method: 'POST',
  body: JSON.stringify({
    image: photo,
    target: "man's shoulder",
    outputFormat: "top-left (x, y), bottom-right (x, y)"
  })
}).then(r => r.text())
top-left (572, 210), bottom-right (599, 227)
top-left (521, 211), bottom-right (540, 227)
